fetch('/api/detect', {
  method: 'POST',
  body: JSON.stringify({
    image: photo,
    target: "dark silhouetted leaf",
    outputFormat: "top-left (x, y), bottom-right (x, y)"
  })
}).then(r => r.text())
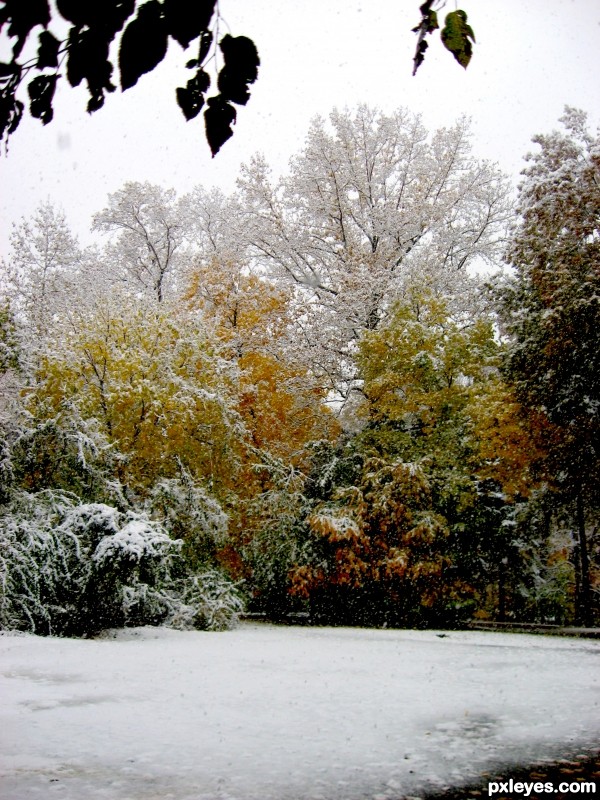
top-left (217, 34), bottom-right (259, 106)
top-left (164, 0), bottom-right (216, 49)
top-left (197, 30), bottom-right (213, 64)
top-left (176, 68), bottom-right (210, 120)
top-left (27, 74), bottom-right (57, 124)
top-left (412, 39), bottom-right (429, 76)
top-left (204, 95), bottom-right (236, 156)
top-left (5, 0), bottom-right (50, 58)
top-left (411, 0), bottom-right (438, 75)
top-left (119, 0), bottom-right (168, 91)
top-left (0, 92), bottom-right (24, 146)
top-left (66, 26), bottom-right (87, 87)
top-left (57, 0), bottom-right (135, 35)
top-left (37, 31), bottom-right (60, 69)
top-left (66, 27), bottom-right (116, 112)
top-left (0, 0), bottom-right (259, 155)
top-left (87, 92), bottom-right (105, 113)
top-left (9, 99), bottom-right (23, 133)
top-left (0, 62), bottom-right (18, 78)
top-left (55, 0), bottom-right (89, 27)
top-left (441, 10), bottom-right (475, 69)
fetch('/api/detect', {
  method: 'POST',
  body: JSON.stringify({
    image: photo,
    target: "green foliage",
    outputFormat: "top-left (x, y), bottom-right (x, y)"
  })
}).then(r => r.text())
top-left (441, 10), bottom-right (475, 69)
top-left (10, 409), bottom-right (116, 501)
top-left (240, 468), bottom-right (310, 620)
top-left (357, 293), bottom-right (498, 495)
top-left (148, 467), bottom-right (229, 570)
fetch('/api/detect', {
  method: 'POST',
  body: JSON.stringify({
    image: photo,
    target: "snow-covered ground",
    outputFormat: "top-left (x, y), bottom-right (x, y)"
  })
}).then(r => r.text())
top-left (1, 623), bottom-right (599, 800)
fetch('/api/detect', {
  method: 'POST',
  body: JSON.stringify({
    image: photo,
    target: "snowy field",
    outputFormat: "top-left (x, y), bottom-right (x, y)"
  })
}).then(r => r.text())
top-left (1, 624), bottom-right (599, 800)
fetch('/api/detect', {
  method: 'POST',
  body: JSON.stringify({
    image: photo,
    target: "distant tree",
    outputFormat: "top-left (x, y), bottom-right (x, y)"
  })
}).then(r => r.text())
top-left (287, 292), bottom-right (504, 626)
top-left (291, 456), bottom-right (463, 628)
top-left (184, 257), bottom-right (340, 609)
top-left (2, 202), bottom-right (83, 346)
top-left (0, 1), bottom-right (473, 155)
top-left (92, 182), bottom-right (187, 303)
top-left (0, 301), bottom-right (19, 376)
top-left (496, 108), bottom-right (600, 625)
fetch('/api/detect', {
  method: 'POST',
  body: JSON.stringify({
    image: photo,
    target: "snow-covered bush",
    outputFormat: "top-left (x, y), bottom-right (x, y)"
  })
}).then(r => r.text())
top-left (0, 491), bottom-right (178, 635)
top-left (0, 490), bottom-right (81, 633)
top-left (165, 569), bottom-right (245, 631)
top-left (148, 471), bottom-right (228, 568)
top-left (0, 489), bottom-right (245, 636)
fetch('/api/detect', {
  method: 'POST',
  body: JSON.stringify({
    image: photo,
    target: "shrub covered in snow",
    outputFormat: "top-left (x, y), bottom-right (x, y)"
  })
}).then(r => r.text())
top-left (0, 490), bottom-right (244, 636)
top-left (148, 470), bottom-right (228, 569)
top-left (165, 570), bottom-right (245, 631)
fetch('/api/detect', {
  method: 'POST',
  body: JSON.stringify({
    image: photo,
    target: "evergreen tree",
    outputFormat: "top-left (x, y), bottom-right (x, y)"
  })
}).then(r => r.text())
top-left (497, 108), bottom-right (600, 624)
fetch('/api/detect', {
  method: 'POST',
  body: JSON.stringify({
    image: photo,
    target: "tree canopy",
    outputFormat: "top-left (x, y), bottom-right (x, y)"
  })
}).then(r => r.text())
top-left (495, 107), bottom-right (600, 625)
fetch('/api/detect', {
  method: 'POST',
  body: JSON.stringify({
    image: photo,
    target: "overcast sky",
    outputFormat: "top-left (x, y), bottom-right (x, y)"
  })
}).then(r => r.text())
top-left (1, 0), bottom-right (599, 259)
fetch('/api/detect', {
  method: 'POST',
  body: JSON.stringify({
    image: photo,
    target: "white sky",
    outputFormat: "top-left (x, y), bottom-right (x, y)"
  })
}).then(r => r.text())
top-left (1, 1), bottom-right (599, 258)
top-left (1, 625), bottom-right (599, 799)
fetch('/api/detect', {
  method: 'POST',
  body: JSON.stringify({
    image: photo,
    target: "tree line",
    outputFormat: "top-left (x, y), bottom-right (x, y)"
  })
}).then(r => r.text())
top-left (0, 105), bottom-right (598, 634)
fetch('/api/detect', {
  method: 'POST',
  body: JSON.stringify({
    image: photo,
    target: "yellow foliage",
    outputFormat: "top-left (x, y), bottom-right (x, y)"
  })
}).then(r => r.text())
top-left (186, 259), bottom-right (340, 479)
top-left (31, 297), bottom-right (240, 495)
top-left (467, 376), bottom-right (549, 499)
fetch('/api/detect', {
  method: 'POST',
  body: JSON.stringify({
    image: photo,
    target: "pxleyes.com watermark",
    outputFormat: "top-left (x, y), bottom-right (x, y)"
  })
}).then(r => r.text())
top-left (488, 778), bottom-right (597, 796)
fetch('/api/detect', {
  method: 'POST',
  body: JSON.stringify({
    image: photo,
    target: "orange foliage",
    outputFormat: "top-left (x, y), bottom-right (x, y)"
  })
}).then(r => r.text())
top-left (186, 259), bottom-right (340, 480)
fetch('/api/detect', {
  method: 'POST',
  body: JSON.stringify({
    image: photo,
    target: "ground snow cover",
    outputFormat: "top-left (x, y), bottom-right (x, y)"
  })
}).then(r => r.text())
top-left (1, 624), bottom-right (599, 800)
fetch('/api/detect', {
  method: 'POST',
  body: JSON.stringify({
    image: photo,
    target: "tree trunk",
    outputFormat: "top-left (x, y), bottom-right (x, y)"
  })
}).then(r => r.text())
top-left (576, 492), bottom-right (592, 627)
top-left (498, 558), bottom-right (507, 622)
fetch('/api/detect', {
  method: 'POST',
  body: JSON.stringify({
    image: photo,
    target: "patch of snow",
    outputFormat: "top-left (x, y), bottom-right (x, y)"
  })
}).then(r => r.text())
top-left (0, 624), bottom-right (598, 799)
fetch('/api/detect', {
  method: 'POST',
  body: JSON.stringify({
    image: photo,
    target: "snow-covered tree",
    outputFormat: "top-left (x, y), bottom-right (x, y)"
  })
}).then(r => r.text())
top-left (181, 186), bottom-right (246, 266)
top-left (1, 203), bottom-right (83, 344)
top-left (0, 488), bottom-right (245, 636)
top-left (92, 182), bottom-right (188, 302)
top-left (237, 106), bottom-right (512, 400)
top-left (496, 107), bottom-right (600, 624)
top-left (149, 467), bottom-right (229, 570)
top-left (291, 457), bottom-right (468, 627)
top-left (0, 307), bottom-right (20, 503)
top-left (31, 293), bottom-right (242, 497)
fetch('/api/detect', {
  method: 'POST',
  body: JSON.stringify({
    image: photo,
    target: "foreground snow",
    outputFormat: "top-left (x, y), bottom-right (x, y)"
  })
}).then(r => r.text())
top-left (1, 624), bottom-right (599, 800)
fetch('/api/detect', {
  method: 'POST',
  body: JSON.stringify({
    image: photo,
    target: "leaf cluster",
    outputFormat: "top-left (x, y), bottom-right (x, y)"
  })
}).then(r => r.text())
top-left (0, 0), bottom-right (259, 154)
top-left (412, 1), bottom-right (475, 75)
